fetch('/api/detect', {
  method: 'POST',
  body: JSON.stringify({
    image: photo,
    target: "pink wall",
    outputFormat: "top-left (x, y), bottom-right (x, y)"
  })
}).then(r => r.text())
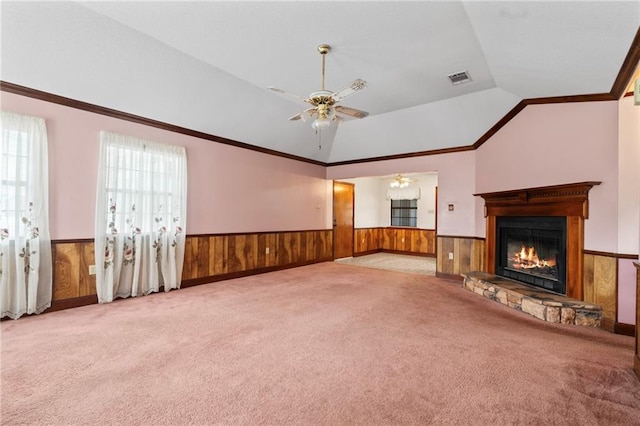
top-left (1, 92), bottom-right (332, 239)
top-left (475, 101), bottom-right (620, 252)
top-left (618, 258), bottom-right (637, 324)
top-left (327, 150), bottom-right (477, 237)
top-left (617, 96), bottom-right (640, 325)
top-left (617, 95), bottom-right (640, 254)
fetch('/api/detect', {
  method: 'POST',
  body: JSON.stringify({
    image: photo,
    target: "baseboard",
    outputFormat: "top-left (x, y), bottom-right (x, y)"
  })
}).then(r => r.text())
top-left (181, 257), bottom-right (334, 288)
top-left (380, 249), bottom-right (435, 258)
top-left (614, 322), bottom-right (636, 337)
top-left (47, 295), bottom-right (98, 313)
top-left (436, 272), bottom-right (464, 282)
top-left (354, 250), bottom-right (380, 257)
top-left (354, 249), bottom-right (436, 258)
top-left (601, 318), bottom-right (615, 332)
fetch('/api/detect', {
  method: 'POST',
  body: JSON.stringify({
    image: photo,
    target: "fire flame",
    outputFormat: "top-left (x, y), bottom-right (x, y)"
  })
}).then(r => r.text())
top-left (511, 245), bottom-right (556, 269)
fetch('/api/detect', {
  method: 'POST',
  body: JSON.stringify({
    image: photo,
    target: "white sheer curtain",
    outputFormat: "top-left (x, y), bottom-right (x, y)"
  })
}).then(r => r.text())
top-left (95, 131), bottom-right (187, 304)
top-left (0, 111), bottom-right (52, 319)
top-left (387, 186), bottom-right (421, 200)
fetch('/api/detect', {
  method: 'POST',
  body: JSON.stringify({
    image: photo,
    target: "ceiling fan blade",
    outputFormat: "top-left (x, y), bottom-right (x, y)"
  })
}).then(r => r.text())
top-left (331, 79), bottom-right (367, 102)
top-left (267, 86), bottom-right (309, 104)
top-left (335, 105), bottom-right (369, 119)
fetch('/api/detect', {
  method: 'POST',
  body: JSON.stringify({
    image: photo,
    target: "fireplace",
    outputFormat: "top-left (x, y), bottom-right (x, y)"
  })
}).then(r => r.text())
top-left (475, 182), bottom-right (601, 300)
top-left (495, 216), bottom-right (566, 294)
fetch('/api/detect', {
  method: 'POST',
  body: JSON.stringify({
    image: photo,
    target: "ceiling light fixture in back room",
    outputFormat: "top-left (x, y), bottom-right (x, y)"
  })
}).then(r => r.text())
top-left (388, 174), bottom-right (416, 188)
top-left (267, 44), bottom-right (369, 133)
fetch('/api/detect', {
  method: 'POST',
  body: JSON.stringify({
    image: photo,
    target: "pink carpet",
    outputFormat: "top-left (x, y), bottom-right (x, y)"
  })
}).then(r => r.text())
top-left (2, 262), bottom-right (639, 425)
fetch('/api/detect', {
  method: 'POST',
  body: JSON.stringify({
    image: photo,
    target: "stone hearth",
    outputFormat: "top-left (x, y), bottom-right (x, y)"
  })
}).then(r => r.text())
top-left (462, 271), bottom-right (602, 327)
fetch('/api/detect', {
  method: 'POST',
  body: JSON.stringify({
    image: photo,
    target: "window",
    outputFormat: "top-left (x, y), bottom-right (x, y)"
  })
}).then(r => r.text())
top-left (1, 127), bottom-right (28, 238)
top-left (391, 199), bottom-right (417, 227)
top-left (95, 131), bottom-right (187, 304)
top-left (1, 111), bottom-right (52, 319)
top-left (101, 142), bottom-right (179, 234)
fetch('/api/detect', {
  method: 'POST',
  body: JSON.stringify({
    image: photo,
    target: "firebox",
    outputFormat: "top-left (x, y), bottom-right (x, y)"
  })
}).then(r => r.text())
top-left (495, 216), bottom-right (567, 294)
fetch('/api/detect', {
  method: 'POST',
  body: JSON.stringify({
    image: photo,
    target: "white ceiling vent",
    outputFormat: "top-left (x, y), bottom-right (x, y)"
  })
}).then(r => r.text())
top-left (448, 71), bottom-right (472, 85)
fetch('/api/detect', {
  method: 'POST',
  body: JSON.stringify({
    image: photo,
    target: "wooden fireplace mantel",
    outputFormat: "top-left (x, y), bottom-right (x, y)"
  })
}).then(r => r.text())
top-left (475, 181), bottom-right (601, 218)
top-left (475, 182), bottom-right (601, 300)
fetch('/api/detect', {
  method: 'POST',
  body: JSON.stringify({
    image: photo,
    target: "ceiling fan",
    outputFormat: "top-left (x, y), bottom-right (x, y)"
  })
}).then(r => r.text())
top-left (267, 44), bottom-right (369, 131)
top-left (388, 174), bottom-right (417, 188)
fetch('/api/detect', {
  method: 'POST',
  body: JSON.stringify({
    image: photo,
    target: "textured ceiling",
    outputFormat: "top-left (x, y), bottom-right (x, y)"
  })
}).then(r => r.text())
top-left (1, 1), bottom-right (638, 163)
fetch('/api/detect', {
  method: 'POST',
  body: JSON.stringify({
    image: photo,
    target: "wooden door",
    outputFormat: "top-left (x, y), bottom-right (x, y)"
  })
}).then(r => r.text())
top-left (333, 181), bottom-right (354, 259)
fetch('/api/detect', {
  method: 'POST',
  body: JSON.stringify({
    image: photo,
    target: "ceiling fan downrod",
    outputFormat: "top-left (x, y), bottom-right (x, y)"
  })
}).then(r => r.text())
top-left (318, 44), bottom-right (331, 91)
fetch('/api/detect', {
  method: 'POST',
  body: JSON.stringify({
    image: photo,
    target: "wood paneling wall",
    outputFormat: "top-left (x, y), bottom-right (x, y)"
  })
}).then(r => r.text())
top-left (436, 236), bottom-right (485, 279)
top-left (354, 228), bottom-right (381, 253)
top-left (51, 230), bottom-right (333, 308)
top-left (181, 230), bottom-right (333, 281)
top-left (53, 240), bottom-right (97, 301)
top-left (583, 252), bottom-right (618, 331)
top-left (354, 228), bottom-right (436, 256)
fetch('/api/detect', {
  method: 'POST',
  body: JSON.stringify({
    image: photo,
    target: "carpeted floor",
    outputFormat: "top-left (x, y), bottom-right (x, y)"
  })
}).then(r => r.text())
top-left (335, 252), bottom-right (436, 275)
top-left (2, 262), bottom-right (639, 425)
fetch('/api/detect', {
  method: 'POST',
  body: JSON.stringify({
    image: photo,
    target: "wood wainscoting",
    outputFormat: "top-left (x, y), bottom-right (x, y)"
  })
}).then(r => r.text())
top-left (583, 250), bottom-right (638, 333)
top-left (583, 251), bottom-right (617, 331)
top-left (436, 236), bottom-right (485, 280)
top-left (51, 239), bottom-right (97, 310)
top-left (354, 227), bottom-right (436, 257)
top-left (50, 230), bottom-right (333, 312)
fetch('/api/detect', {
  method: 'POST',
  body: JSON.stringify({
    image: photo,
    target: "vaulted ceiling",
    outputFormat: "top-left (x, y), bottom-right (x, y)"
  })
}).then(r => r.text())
top-left (1, 1), bottom-right (638, 164)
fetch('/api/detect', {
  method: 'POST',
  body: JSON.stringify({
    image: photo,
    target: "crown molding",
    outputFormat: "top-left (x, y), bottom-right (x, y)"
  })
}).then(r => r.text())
top-left (0, 81), bottom-right (327, 167)
top-left (610, 26), bottom-right (640, 99)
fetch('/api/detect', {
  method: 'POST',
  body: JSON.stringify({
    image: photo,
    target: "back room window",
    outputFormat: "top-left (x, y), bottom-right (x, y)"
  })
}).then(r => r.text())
top-left (391, 199), bottom-right (417, 227)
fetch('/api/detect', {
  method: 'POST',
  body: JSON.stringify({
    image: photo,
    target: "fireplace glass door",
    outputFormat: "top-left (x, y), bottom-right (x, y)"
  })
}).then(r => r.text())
top-left (495, 216), bottom-right (567, 294)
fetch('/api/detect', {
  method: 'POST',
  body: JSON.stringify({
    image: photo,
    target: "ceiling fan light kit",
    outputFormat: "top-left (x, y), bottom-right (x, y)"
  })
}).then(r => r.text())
top-left (390, 180), bottom-right (410, 189)
top-left (267, 44), bottom-right (369, 132)
top-left (389, 174), bottom-right (416, 188)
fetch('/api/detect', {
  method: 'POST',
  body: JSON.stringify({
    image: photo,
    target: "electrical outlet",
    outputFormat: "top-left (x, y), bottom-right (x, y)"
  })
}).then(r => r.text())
top-left (448, 252), bottom-right (454, 260)
top-left (265, 247), bottom-right (269, 255)
top-left (362, 239), bottom-right (365, 244)
top-left (89, 265), bottom-right (96, 275)
top-left (401, 238), bottom-right (405, 243)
